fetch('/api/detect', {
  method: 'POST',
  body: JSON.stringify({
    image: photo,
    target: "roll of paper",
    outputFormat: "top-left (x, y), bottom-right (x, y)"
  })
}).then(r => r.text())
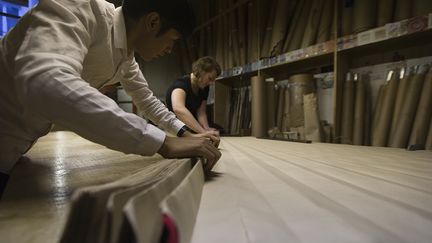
top-left (251, 76), bottom-right (268, 138)
top-left (352, 0), bottom-right (377, 33)
top-left (342, 1), bottom-right (354, 36)
top-left (426, 119), bottom-right (432, 150)
top-left (394, 0), bottom-right (412, 21)
top-left (341, 73), bottom-right (355, 144)
top-left (266, 81), bottom-right (277, 131)
top-left (353, 74), bottom-right (366, 145)
top-left (276, 85), bottom-right (285, 132)
top-left (372, 70), bottom-right (398, 147)
top-left (304, 93), bottom-right (323, 142)
top-left (316, 1), bottom-right (334, 43)
top-left (409, 68), bottom-right (432, 146)
top-left (389, 65), bottom-right (427, 148)
top-left (412, 0), bottom-right (432, 17)
top-left (389, 67), bottom-right (412, 142)
top-left (301, 0), bottom-right (325, 48)
top-left (289, 74), bottom-right (315, 128)
top-left (282, 86), bottom-right (291, 132)
top-left (371, 85), bottom-right (385, 145)
top-left (377, 0), bottom-right (395, 26)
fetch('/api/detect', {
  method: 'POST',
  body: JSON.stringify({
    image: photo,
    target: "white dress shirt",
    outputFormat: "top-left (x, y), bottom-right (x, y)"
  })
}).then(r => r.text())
top-left (0, 0), bottom-right (185, 173)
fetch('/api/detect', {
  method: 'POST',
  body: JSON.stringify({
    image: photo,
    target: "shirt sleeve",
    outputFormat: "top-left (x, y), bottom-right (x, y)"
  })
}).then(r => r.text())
top-left (13, 0), bottom-right (166, 156)
top-left (119, 59), bottom-right (185, 135)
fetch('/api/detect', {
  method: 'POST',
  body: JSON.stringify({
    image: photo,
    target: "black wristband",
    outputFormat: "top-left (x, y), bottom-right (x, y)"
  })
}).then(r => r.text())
top-left (177, 125), bottom-right (188, 137)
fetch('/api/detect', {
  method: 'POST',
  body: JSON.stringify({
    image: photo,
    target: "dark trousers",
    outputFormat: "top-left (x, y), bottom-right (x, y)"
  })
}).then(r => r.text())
top-left (0, 172), bottom-right (9, 199)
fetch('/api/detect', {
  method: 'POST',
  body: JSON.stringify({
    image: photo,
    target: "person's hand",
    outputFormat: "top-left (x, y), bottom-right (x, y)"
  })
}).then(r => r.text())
top-left (157, 136), bottom-right (221, 171)
top-left (206, 127), bottom-right (220, 136)
top-left (184, 130), bottom-right (220, 147)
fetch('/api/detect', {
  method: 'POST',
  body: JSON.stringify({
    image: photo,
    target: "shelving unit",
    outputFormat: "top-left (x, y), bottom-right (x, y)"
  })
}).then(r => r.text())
top-left (213, 8), bottom-right (432, 143)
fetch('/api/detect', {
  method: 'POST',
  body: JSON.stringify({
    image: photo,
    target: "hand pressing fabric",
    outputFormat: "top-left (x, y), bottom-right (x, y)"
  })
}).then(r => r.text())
top-left (157, 136), bottom-right (221, 172)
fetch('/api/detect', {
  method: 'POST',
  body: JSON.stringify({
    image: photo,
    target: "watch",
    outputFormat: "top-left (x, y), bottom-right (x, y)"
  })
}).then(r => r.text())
top-left (177, 125), bottom-right (189, 137)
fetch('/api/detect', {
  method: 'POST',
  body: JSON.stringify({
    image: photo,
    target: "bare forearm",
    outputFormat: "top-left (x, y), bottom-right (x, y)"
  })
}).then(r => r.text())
top-left (174, 107), bottom-right (206, 133)
top-left (197, 113), bottom-right (210, 130)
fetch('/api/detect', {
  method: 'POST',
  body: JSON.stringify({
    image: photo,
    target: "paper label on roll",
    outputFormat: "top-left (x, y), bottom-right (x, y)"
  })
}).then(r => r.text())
top-left (407, 16), bottom-right (428, 34)
top-left (373, 26), bottom-right (387, 42)
top-left (357, 30), bottom-right (374, 46)
top-left (386, 22), bottom-right (401, 38)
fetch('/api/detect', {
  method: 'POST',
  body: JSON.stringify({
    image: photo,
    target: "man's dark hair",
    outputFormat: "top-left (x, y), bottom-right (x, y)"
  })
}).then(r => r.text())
top-left (192, 56), bottom-right (221, 79)
top-left (122, 0), bottom-right (196, 38)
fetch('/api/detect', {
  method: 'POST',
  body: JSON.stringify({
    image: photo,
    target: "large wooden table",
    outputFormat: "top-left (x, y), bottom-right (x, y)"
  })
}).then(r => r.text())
top-left (1, 132), bottom-right (431, 243)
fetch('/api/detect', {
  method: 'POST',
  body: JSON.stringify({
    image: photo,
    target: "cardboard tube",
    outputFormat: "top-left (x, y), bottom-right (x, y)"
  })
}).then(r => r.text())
top-left (282, 87), bottom-right (291, 132)
top-left (409, 68), bottom-right (432, 146)
top-left (353, 75), bottom-right (366, 145)
top-left (389, 65), bottom-right (427, 148)
top-left (377, 0), bottom-right (395, 26)
top-left (412, 0), bottom-right (432, 17)
top-left (238, 6), bottom-right (247, 65)
top-left (394, 0), bottom-right (412, 21)
top-left (372, 71), bottom-right (398, 147)
top-left (266, 82), bottom-right (276, 131)
top-left (426, 119), bottom-right (432, 150)
top-left (269, 0), bottom-right (291, 55)
top-left (341, 73), bottom-right (355, 144)
top-left (371, 85), bottom-right (385, 145)
top-left (352, 0), bottom-right (377, 33)
top-left (364, 80), bottom-right (372, 146)
top-left (276, 85), bottom-right (285, 132)
top-left (389, 67), bottom-right (412, 142)
top-left (301, 0), bottom-right (325, 48)
top-left (261, 0), bottom-right (277, 57)
top-left (283, 0), bottom-right (305, 52)
top-left (342, 1), bottom-right (353, 36)
top-left (289, 74), bottom-right (315, 128)
top-left (304, 93), bottom-right (322, 142)
top-left (316, 1), bottom-right (333, 43)
top-left (287, 0), bottom-right (313, 51)
top-left (251, 76), bottom-right (268, 138)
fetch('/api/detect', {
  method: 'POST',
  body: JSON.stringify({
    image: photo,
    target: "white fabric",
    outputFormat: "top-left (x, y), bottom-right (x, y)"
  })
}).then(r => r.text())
top-left (0, 0), bottom-right (185, 173)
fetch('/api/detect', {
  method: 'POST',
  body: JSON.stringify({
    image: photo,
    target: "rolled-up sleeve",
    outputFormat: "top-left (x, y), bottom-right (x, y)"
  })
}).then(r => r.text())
top-left (13, 0), bottom-right (166, 156)
top-left (119, 58), bottom-right (185, 135)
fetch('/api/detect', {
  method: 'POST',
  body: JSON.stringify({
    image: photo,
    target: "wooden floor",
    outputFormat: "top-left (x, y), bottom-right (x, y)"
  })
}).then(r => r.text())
top-left (0, 132), bottom-right (171, 243)
top-left (0, 133), bottom-right (431, 243)
top-left (192, 137), bottom-right (432, 243)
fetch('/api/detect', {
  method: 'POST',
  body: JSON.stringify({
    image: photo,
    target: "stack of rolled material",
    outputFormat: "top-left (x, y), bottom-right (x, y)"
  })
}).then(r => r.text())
top-left (289, 74), bottom-right (315, 129)
top-left (341, 73), bottom-right (355, 144)
top-left (394, 0), bottom-right (412, 22)
top-left (316, 0), bottom-right (333, 43)
top-left (377, 0), bottom-right (395, 26)
top-left (352, 0), bottom-right (377, 33)
top-left (371, 70), bottom-right (399, 147)
top-left (301, 0), bottom-right (325, 48)
top-left (388, 65), bottom-right (428, 148)
top-left (408, 66), bottom-right (432, 147)
top-left (341, 0), bottom-right (354, 36)
top-left (412, 0), bottom-right (432, 16)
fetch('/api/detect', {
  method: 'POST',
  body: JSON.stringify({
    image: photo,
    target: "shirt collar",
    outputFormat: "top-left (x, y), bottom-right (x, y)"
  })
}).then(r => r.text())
top-left (113, 7), bottom-right (128, 51)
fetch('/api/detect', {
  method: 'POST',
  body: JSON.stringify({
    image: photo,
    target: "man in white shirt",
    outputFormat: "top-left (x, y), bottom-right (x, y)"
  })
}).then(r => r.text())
top-left (0, 0), bottom-right (221, 197)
